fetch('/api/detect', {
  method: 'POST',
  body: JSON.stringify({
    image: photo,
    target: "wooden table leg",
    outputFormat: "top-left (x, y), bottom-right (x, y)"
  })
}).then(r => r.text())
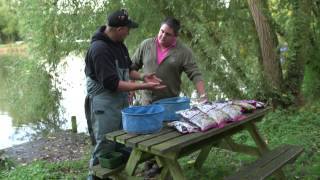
top-left (246, 123), bottom-right (269, 155)
top-left (158, 156), bottom-right (186, 180)
top-left (194, 144), bottom-right (213, 170)
top-left (125, 149), bottom-right (143, 176)
top-left (222, 136), bottom-right (260, 156)
top-left (156, 156), bottom-right (170, 180)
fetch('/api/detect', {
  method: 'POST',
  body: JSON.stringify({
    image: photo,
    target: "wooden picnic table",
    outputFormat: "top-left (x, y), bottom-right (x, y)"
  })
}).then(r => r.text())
top-left (101, 107), bottom-right (303, 180)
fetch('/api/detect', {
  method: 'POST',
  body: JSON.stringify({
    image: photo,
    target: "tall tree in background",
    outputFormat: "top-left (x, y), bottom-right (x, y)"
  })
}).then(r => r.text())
top-left (303, 0), bottom-right (320, 101)
top-left (247, 0), bottom-right (314, 106)
top-left (247, 0), bottom-right (283, 103)
top-left (285, 0), bottom-right (312, 105)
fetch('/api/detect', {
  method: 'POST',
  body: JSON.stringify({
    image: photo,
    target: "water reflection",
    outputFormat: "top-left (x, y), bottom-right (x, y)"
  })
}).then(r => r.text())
top-left (0, 55), bottom-right (87, 149)
top-left (0, 113), bottom-right (36, 149)
top-left (58, 55), bottom-right (87, 133)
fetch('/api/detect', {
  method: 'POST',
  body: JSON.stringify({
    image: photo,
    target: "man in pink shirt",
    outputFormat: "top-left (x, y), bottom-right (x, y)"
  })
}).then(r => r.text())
top-left (131, 17), bottom-right (207, 105)
top-left (131, 17), bottom-right (208, 177)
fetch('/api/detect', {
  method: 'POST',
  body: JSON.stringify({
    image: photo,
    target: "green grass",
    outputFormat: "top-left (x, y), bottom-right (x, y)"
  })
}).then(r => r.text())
top-left (0, 158), bottom-right (89, 180)
top-left (1, 101), bottom-right (320, 179)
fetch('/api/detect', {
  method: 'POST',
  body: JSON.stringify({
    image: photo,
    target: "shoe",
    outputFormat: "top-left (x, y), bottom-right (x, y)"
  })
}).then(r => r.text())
top-left (144, 160), bottom-right (154, 171)
top-left (144, 163), bottom-right (162, 178)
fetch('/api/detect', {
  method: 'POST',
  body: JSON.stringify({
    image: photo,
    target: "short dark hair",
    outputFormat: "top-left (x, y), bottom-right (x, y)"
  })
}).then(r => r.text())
top-left (161, 17), bottom-right (180, 35)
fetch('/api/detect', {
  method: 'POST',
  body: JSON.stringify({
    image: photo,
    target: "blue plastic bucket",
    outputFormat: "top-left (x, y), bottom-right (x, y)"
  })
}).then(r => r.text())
top-left (121, 105), bottom-right (164, 134)
top-left (153, 97), bottom-right (190, 121)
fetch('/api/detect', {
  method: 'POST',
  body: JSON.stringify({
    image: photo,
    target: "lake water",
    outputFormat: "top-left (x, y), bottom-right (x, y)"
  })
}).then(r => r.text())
top-left (0, 55), bottom-right (88, 150)
top-left (0, 113), bottom-right (36, 149)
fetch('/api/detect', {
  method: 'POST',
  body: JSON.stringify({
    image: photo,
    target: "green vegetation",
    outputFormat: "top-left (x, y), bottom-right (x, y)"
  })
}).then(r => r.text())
top-left (0, 0), bottom-right (20, 43)
top-left (0, 158), bottom-right (89, 180)
top-left (1, 102), bottom-right (319, 179)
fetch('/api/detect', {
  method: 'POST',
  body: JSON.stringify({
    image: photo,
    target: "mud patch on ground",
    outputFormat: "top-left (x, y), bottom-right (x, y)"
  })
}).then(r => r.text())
top-left (1, 131), bottom-right (91, 165)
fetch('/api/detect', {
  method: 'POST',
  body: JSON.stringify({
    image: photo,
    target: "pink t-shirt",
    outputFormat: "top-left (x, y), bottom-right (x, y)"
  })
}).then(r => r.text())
top-left (156, 37), bottom-right (176, 64)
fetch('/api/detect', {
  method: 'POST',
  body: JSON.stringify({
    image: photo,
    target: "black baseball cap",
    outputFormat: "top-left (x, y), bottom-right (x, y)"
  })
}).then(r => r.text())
top-left (107, 9), bottom-right (138, 28)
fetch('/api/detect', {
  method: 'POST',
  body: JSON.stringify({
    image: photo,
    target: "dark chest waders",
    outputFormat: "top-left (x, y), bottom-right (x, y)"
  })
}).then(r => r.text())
top-left (85, 60), bottom-right (129, 167)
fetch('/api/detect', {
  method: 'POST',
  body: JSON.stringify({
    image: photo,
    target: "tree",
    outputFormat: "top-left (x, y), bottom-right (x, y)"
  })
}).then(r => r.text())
top-left (0, 0), bottom-right (20, 43)
top-left (247, 0), bottom-right (283, 105)
top-left (285, 0), bottom-right (312, 105)
top-left (247, 0), bottom-right (314, 106)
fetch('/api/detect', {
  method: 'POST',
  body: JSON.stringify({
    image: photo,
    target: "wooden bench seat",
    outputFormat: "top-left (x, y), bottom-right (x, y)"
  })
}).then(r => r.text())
top-left (226, 144), bottom-right (304, 180)
top-left (92, 164), bottom-right (125, 179)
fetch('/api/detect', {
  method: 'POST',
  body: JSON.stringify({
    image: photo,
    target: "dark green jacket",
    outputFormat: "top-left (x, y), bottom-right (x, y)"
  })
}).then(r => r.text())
top-left (131, 37), bottom-right (203, 103)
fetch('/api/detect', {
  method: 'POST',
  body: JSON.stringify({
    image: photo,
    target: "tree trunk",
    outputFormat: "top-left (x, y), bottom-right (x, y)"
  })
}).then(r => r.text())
top-left (285, 0), bottom-right (312, 106)
top-left (247, 0), bottom-right (283, 92)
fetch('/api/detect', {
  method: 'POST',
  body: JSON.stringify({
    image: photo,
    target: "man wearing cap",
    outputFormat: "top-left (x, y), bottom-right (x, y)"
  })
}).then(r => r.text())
top-left (131, 17), bottom-right (207, 105)
top-left (84, 9), bottom-right (165, 180)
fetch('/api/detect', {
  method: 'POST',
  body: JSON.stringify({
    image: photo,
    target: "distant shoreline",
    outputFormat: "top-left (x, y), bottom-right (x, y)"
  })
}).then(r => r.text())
top-left (0, 42), bottom-right (26, 56)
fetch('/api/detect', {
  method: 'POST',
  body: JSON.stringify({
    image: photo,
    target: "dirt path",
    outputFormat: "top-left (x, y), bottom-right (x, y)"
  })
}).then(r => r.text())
top-left (1, 131), bottom-right (91, 165)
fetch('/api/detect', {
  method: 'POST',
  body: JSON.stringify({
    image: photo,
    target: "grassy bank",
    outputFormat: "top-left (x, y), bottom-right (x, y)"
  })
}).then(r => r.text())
top-left (1, 101), bottom-right (319, 179)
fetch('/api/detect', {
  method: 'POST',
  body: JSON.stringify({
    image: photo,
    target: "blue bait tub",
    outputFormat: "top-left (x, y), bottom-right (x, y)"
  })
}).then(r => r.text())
top-left (122, 105), bottom-right (164, 134)
top-left (153, 97), bottom-right (190, 121)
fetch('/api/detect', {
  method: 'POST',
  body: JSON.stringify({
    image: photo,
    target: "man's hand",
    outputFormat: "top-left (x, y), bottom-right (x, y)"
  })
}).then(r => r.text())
top-left (141, 73), bottom-right (166, 90)
top-left (144, 82), bottom-right (167, 90)
top-left (142, 73), bottom-right (162, 84)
